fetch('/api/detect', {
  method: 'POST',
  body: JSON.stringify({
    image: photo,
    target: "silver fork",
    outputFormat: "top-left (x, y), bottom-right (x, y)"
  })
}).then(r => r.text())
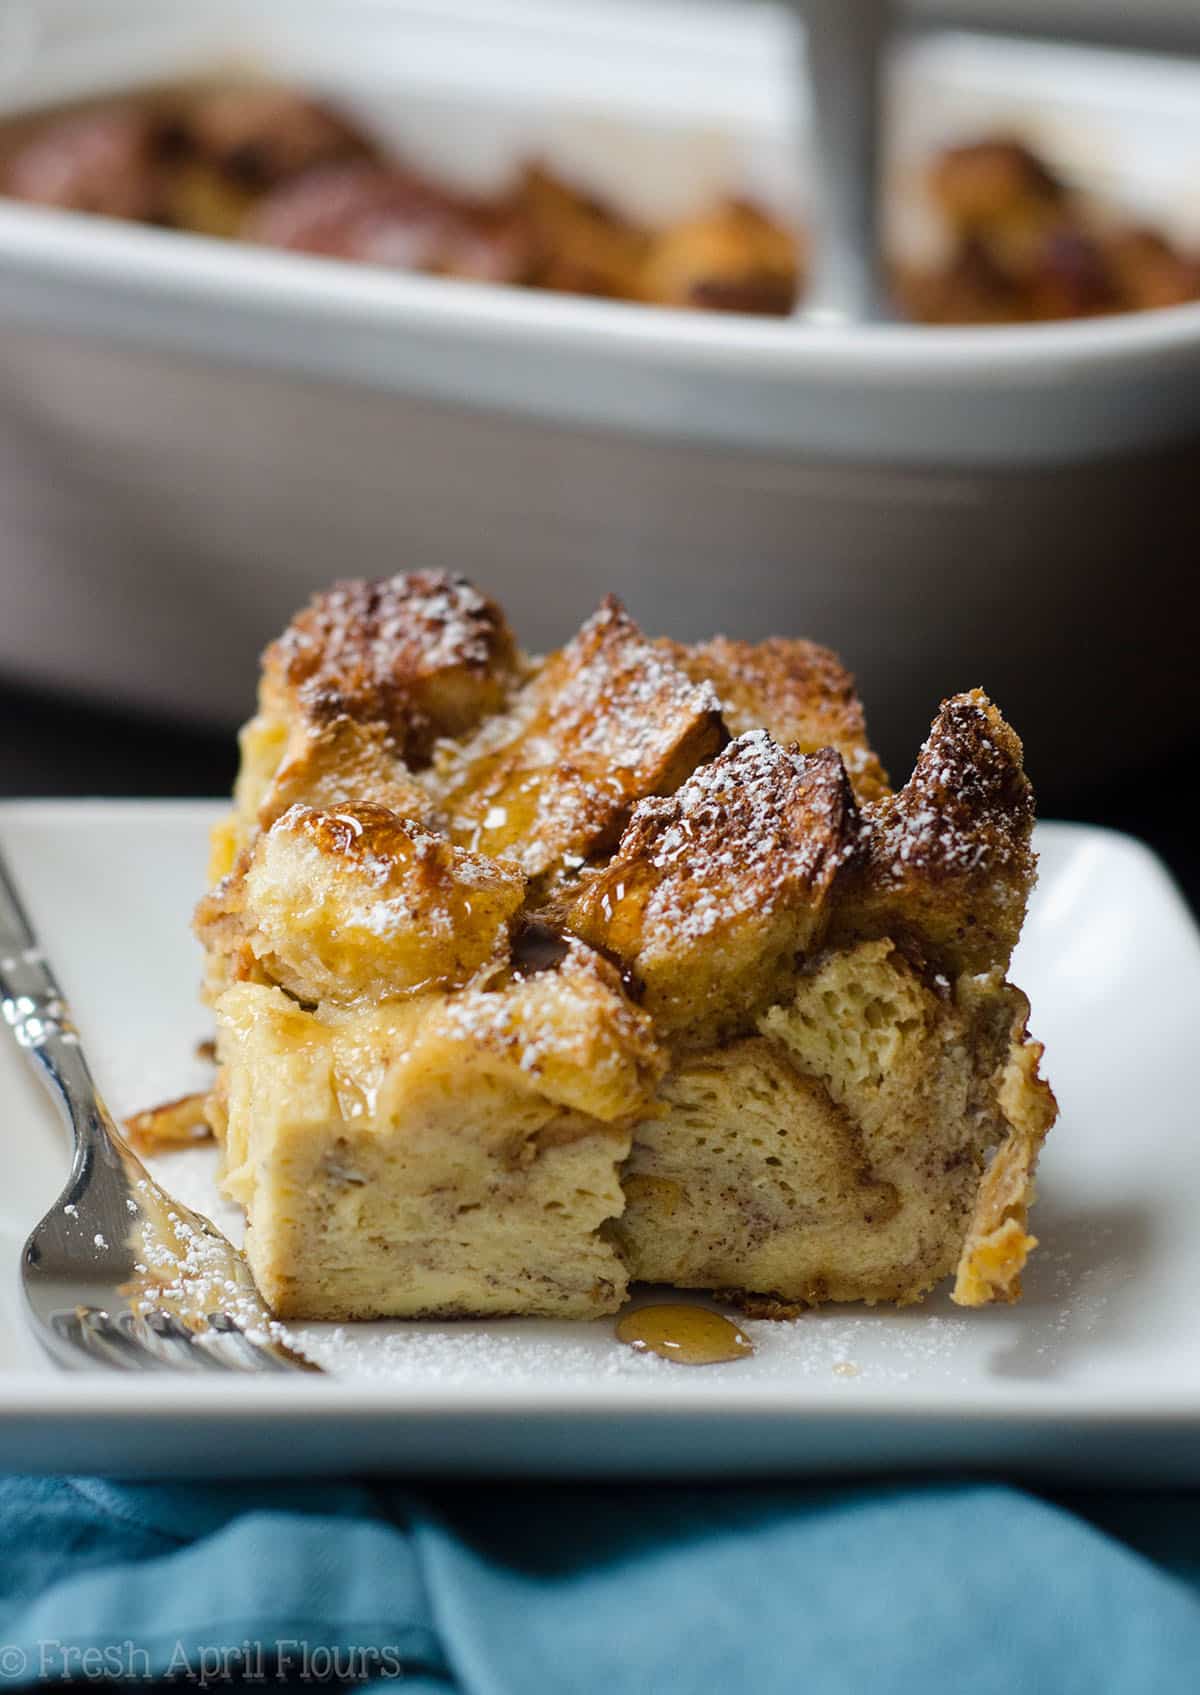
top-left (0, 848), bottom-right (318, 1374)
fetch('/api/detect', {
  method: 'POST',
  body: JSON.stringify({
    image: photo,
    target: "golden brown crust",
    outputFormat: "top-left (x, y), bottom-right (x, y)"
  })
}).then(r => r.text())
top-left (193, 862), bottom-right (262, 1002)
top-left (439, 596), bottom-right (728, 881)
top-left (840, 690), bottom-right (1036, 976)
top-left (902, 136), bottom-right (1200, 325)
top-left (431, 939), bottom-right (666, 1122)
top-left (569, 734), bottom-right (861, 1045)
top-left (263, 571), bottom-right (521, 767)
top-left (929, 137), bottom-right (1066, 231)
top-left (518, 163), bottom-right (650, 300)
top-left (638, 200), bottom-right (799, 315)
top-left (1106, 226), bottom-right (1200, 313)
top-left (197, 799), bottom-right (526, 1009)
top-left (667, 634), bottom-right (890, 802)
top-left (256, 714), bottom-right (439, 833)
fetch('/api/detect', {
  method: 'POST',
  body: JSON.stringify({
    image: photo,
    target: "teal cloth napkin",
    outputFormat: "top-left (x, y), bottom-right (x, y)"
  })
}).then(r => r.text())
top-left (4, 1478), bottom-right (1200, 1691)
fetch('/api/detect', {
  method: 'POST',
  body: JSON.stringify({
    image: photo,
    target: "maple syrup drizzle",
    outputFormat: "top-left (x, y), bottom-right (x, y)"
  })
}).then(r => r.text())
top-left (615, 1304), bottom-right (754, 1366)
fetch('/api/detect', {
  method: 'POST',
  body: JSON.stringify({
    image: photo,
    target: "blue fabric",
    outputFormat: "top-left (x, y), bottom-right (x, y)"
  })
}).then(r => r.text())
top-left (3, 1478), bottom-right (1200, 1691)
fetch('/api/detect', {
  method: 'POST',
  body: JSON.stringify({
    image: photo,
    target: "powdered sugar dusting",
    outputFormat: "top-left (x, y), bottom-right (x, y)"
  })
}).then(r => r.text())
top-left (122, 1162), bottom-right (298, 1351)
top-left (444, 595), bottom-right (725, 877)
top-left (603, 732), bottom-right (858, 944)
top-left (869, 691), bottom-right (1034, 888)
top-left (280, 570), bottom-right (502, 685)
top-left (878, 799), bottom-right (990, 882)
top-left (266, 570), bottom-right (516, 764)
top-left (431, 940), bottom-right (658, 1098)
top-left (676, 633), bottom-right (890, 803)
top-left (545, 598), bottom-right (722, 770)
top-left (283, 1303), bottom-right (976, 1388)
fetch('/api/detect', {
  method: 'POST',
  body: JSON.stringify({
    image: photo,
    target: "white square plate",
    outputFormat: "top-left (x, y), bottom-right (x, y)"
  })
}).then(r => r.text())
top-left (1, 801), bottom-right (1198, 1481)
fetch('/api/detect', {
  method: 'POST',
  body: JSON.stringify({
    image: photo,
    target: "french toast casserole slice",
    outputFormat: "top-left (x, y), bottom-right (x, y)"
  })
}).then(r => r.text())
top-left (195, 573), bottom-right (1056, 1320)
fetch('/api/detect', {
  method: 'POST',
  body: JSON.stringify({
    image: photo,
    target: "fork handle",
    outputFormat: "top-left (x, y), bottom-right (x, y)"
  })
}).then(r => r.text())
top-left (0, 848), bottom-right (117, 1165)
top-left (1, 850), bottom-right (75, 1047)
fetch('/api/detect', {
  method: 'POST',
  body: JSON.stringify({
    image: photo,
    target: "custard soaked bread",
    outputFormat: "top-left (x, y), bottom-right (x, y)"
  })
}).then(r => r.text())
top-left (196, 573), bottom-right (1055, 1320)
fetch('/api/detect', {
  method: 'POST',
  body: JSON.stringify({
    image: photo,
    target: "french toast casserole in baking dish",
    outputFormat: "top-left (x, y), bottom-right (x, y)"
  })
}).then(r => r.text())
top-left (2, 80), bottom-right (1196, 322)
top-left (190, 573), bottom-right (1055, 1322)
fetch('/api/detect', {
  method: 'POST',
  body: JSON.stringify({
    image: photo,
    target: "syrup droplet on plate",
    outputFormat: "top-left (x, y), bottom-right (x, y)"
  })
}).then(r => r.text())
top-left (615, 1303), bottom-right (754, 1366)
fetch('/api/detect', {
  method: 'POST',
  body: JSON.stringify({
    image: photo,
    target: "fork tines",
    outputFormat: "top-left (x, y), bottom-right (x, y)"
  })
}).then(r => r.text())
top-left (50, 1306), bottom-right (303, 1373)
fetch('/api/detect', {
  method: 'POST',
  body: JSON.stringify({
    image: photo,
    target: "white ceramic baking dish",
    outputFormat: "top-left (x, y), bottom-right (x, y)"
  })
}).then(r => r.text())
top-left (0, 0), bottom-right (1198, 786)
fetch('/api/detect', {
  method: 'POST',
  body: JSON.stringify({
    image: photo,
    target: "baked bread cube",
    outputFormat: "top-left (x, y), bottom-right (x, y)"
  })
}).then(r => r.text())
top-left (196, 572), bottom-right (1055, 1322)
top-left (436, 596), bottom-right (726, 882)
top-left (197, 800), bottom-right (526, 1009)
top-left (254, 715), bottom-right (439, 834)
top-left (262, 569), bottom-right (520, 763)
top-left (665, 634), bottom-right (890, 802)
top-left (207, 571), bottom-right (518, 881)
top-left (568, 733), bottom-right (860, 1047)
top-left (637, 200), bottom-right (799, 314)
top-left (838, 689), bottom-right (1036, 975)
